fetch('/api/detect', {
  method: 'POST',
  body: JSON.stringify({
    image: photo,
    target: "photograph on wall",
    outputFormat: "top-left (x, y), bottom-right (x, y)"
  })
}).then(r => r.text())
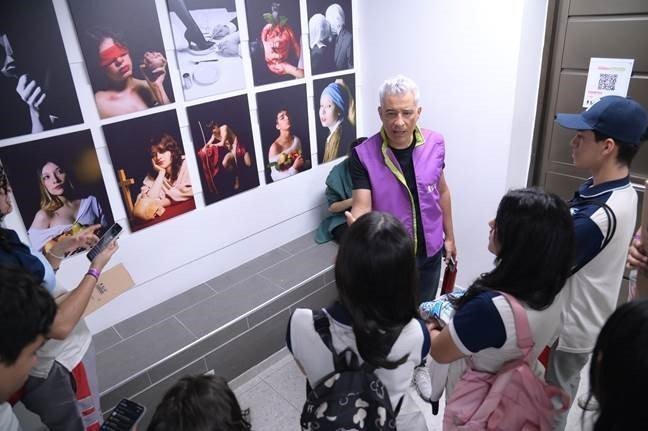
top-left (0, 0), bottom-right (83, 140)
top-left (306, 0), bottom-right (353, 75)
top-left (256, 84), bottom-right (311, 183)
top-left (313, 73), bottom-right (356, 164)
top-left (67, 0), bottom-right (175, 119)
top-left (186, 95), bottom-right (259, 205)
top-left (166, 0), bottom-right (245, 101)
top-left (0, 130), bottom-right (114, 255)
top-left (102, 110), bottom-right (195, 232)
top-left (245, 0), bottom-right (304, 86)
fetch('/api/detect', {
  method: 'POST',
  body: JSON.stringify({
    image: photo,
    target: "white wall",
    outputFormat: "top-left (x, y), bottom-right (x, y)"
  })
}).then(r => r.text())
top-left (1, 0), bottom-right (548, 332)
top-left (1, 0), bottom-right (352, 333)
top-left (356, 0), bottom-right (549, 287)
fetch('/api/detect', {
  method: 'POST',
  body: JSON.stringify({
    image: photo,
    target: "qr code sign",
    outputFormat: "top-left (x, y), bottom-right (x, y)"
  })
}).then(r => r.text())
top-left (598, 73), bottom-right (618, 91)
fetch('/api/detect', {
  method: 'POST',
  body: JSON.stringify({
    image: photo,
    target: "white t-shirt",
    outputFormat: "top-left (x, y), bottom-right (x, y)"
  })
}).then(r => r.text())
top-left (287, 302), bottom-right (430, 409)
top-left (446, 291), bottom-right (565, 396)
top-left (0, 402), bottom-right (21, 431)
top-left (558, 177), bottom-right (637, 353)
top-left (30, 280), bottom-right (92, 378)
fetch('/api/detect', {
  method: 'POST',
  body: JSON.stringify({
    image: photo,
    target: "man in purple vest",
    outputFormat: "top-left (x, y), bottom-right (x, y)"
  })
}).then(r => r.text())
top-left (348, 74), bottom-right (456, 302)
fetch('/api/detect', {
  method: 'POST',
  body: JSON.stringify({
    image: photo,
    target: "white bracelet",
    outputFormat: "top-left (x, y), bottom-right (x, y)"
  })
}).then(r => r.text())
top-left (47, 249), bottom-right (66, 260)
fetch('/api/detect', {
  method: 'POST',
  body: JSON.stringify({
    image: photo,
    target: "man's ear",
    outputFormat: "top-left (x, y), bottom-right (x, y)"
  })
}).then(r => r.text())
top-left (602, 138), bottom-right (617, 157)
top-left (377, 106), bottom-right (382, 117)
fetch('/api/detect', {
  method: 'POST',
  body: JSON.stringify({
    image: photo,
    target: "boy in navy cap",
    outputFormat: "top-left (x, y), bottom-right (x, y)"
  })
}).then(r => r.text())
top-left (547, 95), bottom-right (648, 429)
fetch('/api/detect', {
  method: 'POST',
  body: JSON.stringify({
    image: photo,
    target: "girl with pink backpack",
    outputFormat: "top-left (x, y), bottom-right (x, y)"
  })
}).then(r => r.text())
top-left (426, 188), bottom-right (574, 430)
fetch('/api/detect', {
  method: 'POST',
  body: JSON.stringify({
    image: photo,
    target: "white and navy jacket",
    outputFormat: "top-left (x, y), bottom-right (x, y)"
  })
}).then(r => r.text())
top-left (557, 176), bottom-right (637, 353)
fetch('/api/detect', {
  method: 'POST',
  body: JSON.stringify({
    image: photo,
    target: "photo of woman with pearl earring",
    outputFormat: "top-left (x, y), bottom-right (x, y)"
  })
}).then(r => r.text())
top-left (313, 73), bottom-right (356, 164)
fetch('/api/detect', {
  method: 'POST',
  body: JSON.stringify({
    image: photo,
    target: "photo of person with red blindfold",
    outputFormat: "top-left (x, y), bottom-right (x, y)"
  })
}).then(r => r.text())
top-left (68, 0), bottom-right (175, 120)
top-left (87, 28), bottom-right (171, 119)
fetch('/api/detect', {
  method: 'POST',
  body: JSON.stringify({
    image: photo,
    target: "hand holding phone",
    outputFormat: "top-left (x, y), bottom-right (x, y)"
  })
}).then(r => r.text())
top-left (87, 223), bottom-right (122, 262)
top-left (100, 398), bottom-right (145, 431)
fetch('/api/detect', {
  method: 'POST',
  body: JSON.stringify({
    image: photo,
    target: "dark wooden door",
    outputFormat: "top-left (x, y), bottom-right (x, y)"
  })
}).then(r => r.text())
top-left (531, 0), bottom-right (648, 226)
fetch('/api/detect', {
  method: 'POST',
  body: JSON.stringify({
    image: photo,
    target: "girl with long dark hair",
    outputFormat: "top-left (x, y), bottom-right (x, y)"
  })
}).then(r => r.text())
top-left (133, 133), bottom-right (192, 220)
top-left (583, 299), bottom-right (648, 430)
top-left (428, 188), bottom-right (575, 396)
top-left (288, 211), bottom-right (430, 426)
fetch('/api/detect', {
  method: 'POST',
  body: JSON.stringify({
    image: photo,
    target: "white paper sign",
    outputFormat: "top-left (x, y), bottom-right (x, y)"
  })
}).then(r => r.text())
top-left (583, 58), bottom-right (634, 108)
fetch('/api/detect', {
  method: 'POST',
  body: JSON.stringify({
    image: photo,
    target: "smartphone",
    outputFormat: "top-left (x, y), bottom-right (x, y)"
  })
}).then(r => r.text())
top-left (100, 398), bottom-right (145, 431)
top-left (87, 223), bottom-right (122, 261)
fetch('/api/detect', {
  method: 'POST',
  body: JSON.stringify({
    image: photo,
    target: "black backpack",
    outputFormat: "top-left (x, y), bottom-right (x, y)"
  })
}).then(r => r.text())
top-left (300, 310), bottom-right (401, 431)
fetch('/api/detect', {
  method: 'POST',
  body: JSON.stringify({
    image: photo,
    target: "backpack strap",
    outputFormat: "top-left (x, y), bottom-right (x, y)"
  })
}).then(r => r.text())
top-left (312, 310), bottom-right (406, 418)
top-left (498, 292), bottom-right (534, 362)
top-left (312, 309), bottom-right (349, 370)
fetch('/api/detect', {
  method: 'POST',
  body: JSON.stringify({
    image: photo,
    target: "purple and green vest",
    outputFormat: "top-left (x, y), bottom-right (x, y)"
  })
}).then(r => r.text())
top-left (355, 127), bottom-right (445, 257)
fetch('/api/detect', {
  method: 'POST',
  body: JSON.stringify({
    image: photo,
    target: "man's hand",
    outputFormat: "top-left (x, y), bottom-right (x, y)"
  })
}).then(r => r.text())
top-left (444, 238), bottom-right (457, 263)
top-left (212, 24), bottom-right (232, 39)
top-left (345, 211), bottom-right (356, 225)
top-left (628, 229), bottom-right (648, 270)
top-left (16, 74), bottom-right (47, 133)
top-left (90, 240), bottom-right (119, 272)
top-left (16, 74), bottom-right (46, 112)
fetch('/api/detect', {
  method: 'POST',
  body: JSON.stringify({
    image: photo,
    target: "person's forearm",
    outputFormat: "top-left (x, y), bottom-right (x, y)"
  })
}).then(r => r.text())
top-left (29, 110), bottom-right (44, 133)
top-left (329, 198), bottom-right (352, 213)
top-left (147, 172), bottom-right (166, 200)
top-left (628, 227), bottom-right (648, 270)
top-left (43, 249), bottom-right (64, 271)
top-left (350, 203), bottom-right (370, 221)
top-left (149, 82), bottom-right (170, 105)
top-left (49, 274), bottom-right (97, 339)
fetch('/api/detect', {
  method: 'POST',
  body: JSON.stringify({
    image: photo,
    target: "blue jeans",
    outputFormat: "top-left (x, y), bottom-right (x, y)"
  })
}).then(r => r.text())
top-left (416, 249), bottom-right (443, 302)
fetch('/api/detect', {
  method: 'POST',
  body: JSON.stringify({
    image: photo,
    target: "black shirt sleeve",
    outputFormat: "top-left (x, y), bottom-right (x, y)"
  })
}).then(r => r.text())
top-left (349, 147), bottom-right (372, 190)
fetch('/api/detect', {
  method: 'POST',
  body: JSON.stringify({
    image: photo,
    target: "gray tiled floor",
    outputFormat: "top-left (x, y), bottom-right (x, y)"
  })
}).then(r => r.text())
top-left (15, 331), bottom-right (595, 431)
top-left (233, 350), bottom-right (594, 431)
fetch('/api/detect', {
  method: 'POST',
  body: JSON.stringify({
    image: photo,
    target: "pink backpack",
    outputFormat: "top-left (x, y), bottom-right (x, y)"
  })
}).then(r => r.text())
top-left (443, 292), bottom-right (570, 431)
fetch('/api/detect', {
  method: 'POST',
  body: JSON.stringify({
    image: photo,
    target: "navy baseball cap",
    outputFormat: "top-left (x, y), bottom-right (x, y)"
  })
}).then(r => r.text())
top-left (555, 95), bottom-right (648, 146)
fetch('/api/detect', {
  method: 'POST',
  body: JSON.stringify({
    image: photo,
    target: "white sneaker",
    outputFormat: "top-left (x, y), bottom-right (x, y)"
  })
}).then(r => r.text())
top-left (412, 365), bottom-right (433, 402)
